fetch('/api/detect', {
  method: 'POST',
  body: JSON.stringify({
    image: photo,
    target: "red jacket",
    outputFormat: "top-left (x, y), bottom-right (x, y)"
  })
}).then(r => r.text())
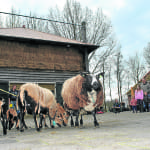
top-left (130, 98), bottom-right (137, 106)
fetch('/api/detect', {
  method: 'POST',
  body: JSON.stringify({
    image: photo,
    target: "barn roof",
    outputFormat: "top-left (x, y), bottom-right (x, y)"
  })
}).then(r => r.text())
top-left (0, 27), bottom-right (99, 53)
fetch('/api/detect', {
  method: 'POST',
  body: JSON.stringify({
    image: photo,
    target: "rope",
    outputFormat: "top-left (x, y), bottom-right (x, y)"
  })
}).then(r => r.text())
top-left (0, 88), bottom-right (17, 97)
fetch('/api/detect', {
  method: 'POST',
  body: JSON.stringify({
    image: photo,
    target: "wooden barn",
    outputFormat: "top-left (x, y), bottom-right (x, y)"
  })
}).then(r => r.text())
top-left (0, 27), bottom-right (99, 105)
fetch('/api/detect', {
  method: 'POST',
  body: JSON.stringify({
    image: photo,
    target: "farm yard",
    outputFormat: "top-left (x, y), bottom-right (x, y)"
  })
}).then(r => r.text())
top-left (0, 111), bottom-right (150, 150)
top-left (0, 1), bottom-right (150, 150)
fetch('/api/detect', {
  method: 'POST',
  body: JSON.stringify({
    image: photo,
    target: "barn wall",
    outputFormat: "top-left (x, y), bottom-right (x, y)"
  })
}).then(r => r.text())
top-left (0, 40), bottom-right (84, 71)
top-left (0, 68), bottom-right (78, 105)
top-left (0, 68), bottom-right (78, 83)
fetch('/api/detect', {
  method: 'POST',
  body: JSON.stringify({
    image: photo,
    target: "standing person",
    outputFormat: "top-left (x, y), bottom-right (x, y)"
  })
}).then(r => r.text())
top-left (135, 84), bottom-right (143, 112)
top-left (113, 99), bottom-right (121, 113)
top-left (140, 78), bottom-right (150, 112)
top-left (130, 95), bottom-right (137, 113)
top-left (9, 85), bottom-right (18, 110)
top-left (147, 91), bottom-right (150, 111)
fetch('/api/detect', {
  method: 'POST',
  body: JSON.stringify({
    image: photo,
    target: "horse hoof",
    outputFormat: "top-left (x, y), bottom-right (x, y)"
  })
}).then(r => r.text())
top-left (20, 129), bottom-right (24, 132)
top-left (94, 120), bottom-right (99, 127)
top-left (16, 126), bottom-right (19, 130)
top-left (3, 130), bottom-right (7, 135)
top-left (45, 124), bottom-right (49, 128)
top-left (37, 128), bottom-right (40, 132)
top-left (39, 125), bottom-right (42, 129)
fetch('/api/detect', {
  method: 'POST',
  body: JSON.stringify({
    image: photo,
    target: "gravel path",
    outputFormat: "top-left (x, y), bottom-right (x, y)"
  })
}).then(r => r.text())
top-left (0, 111), bottom-right (150, 150)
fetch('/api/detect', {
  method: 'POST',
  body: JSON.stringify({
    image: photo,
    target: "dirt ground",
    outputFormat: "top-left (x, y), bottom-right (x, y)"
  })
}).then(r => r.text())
top-left (0, 111), bottom-right (150, 150)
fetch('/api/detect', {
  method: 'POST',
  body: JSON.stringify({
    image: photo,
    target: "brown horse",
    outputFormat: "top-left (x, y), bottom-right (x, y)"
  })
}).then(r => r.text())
top-left (18, 83), bottom-right (69, 132)
top-left (6, 109), bottom-right (20, 130)
top-left (62, 72), bottom-right (104, 127)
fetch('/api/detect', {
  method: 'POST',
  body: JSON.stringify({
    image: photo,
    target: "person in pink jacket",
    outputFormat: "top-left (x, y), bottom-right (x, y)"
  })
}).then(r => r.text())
top-left (135, 84), bottom-right (144, 112)
top-left (130, 95), bottom-right (137, 113)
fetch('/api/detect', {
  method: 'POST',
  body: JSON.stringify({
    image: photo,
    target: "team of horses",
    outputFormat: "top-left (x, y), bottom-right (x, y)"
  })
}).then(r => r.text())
top-left (0, 72), bottom-right (104, 135)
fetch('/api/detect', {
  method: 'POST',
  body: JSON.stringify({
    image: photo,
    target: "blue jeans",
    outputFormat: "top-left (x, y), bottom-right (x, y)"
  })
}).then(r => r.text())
top-left (132, 106), bottom-right (137, 112)
top-left (10, 101), bottom-right (20, 114)
top-left (10, 101), bottom-right (16, 110)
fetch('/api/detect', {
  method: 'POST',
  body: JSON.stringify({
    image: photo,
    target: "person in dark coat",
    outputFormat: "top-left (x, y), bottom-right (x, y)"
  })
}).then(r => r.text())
top-left (113, 99), bottom-right (121, 113)
top-left (140, 79), bottom-right (150, 112)
top-left (9, 85), bottom-right (18, 110)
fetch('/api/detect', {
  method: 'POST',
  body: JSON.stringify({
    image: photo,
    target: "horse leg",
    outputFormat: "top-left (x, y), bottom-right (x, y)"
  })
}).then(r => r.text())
top-left (39, 113), bottom-right (43, 129)
top-left (22, 112), bottom-right (28, 129)
top-left (16, 112), bottom-right (20, 130)
top-left (10, 119), bottom-right (14, 129)
top-left (6, 119), bottom-right (8, 129)
top-left (9, 120), bottom-right (12, 130)
top-left (19, 109), bottom-right (24, 132)
top-left (75, 111), bottom-right (79, 127)
top-left (7, 113), bottom-right (11, 130)
top-left (39, 114), bottom-right (48, 128)
top-left (70, 112), bottom-right (74, 127)
top-left (33, 112), bottom-right (40, 131)
top-left (43, 115), bottom-right (48, 128)
top-left (80, 114), bottom-right (83, 127)
top-left (92, 110), bottom-right (99, 127)
top-left (15, 117), bottom-right (19, 130)
top-left (1, 114), bottom-right (7, 135)
top-left (48, 114), bottom-right (55, 128)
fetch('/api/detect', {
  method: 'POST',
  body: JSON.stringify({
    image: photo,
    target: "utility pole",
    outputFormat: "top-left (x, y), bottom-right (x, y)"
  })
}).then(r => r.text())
top-left (102, 57), bottom-right (106, 111)
top-left (116, 53), bottom-right (121, 103)
top-left (109, 64), bottom-right (112, 102)
top-left (81, 21), bottom-right (89, 72)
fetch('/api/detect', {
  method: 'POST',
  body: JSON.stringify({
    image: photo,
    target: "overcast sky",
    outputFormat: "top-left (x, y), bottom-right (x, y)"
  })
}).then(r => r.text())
top-left (0, 0), bottom-right (150, 59)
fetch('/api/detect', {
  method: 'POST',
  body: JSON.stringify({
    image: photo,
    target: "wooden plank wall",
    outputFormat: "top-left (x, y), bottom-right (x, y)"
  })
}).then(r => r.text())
top-left (0, 68), bottom-right (78, 83)
top-left (0, 40), bottom-right (85, 72)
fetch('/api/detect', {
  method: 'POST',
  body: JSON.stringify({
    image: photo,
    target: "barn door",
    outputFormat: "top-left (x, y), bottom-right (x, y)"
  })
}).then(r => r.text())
top-left (0, 81), bottom-right (9, 109)
top-left (55, 82), bottom-right (63, 106)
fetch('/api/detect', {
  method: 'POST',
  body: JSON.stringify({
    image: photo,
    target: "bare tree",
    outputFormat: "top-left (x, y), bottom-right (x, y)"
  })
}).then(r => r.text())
top-left (143, 42), bottom-right (150, 66)
top-left (126, 52), bottom-right (146, 84)
top-left (91, 36), bottom-right (116, 73)
top-left (2, 8), bottom-right (50, 33)
top-left (4, 7), bottom-right (22, 28)
top-left (108, 64), bottom-right (113, 102)
top-left (112, 46), bottom-right (124, 102)
top-left (47, 0), bottom-right (113, 64)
